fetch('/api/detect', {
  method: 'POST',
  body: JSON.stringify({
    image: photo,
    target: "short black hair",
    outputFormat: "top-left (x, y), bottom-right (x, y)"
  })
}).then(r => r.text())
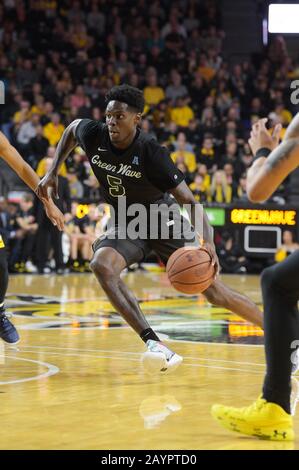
top-left (105, 84), bottom-right (145, 113)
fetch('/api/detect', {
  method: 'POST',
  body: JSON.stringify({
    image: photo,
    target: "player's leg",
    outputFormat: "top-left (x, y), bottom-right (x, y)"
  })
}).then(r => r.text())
top-left (261, 250), bottom-right (299, 411)
top-left (90, 235), bottom-right (182, 374)
top-left (203, 279), bottom-right (263, 328)
top-left (90, 245), bottom-right (151, 333)
top-left (211, 251), bottom-right (299, 441)
top-left (0, 240), bottom-right (19, 344)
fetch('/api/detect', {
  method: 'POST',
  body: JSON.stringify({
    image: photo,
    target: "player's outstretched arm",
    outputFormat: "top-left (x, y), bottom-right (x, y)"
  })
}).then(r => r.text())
top-left (169, 181), bottom-right (219, 276)
top-left (36, 119), bottom-right (81, 201)
top-left (0, 132), bottom-right (64, 230)
top-left (169, 180), bottom-right (213, 243)
top-left (0, 131), bottom-right (40, 193)
top-left (247, 116), bottom-right (299, 202)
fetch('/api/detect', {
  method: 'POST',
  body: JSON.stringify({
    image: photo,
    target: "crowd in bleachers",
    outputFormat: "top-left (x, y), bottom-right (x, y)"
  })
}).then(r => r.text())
top-left (0, 194), bottom-right (109, 273)
top-left (0, 0), bottom-right (299, 273)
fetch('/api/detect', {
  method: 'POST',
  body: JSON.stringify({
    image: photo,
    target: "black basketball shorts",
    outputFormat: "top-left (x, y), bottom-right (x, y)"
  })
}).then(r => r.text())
top-left (92, 210), bottom-right (199, 267)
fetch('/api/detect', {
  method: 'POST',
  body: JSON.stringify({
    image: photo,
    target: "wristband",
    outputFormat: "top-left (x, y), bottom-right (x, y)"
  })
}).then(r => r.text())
top-left (252, 147), bottom-right (271, 164)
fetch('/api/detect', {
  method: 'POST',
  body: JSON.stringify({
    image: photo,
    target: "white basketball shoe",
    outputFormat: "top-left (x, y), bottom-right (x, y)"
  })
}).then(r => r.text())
top-left (141, 340), bottom-right (183, 374)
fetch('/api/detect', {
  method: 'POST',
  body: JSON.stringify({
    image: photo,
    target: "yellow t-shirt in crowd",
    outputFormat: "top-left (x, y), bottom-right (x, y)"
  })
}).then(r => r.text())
top-left (36, 158), bottom-right (67, 177)
top-left (170, 106), bottom-right (194, 127)
top-left (31, 105), bottom-right (44, 115)
top-left (13, 110), bottom-right (31, 124)
top-left (210, 184), bottom-right (232, 204)
top-left (202, 173), bottom-right (211, 190)
top-left (189, 182), bottom-right (208, 201)
top-left (143, 86), bottom-right (165, 106)
top-left (43, 122), bottom-right (65, 146)
top-left (170, 150), bottom-right (197, 173)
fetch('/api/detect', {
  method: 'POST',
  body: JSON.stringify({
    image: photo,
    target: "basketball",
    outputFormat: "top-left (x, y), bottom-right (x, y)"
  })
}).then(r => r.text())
top-left (166, 246), bottom-right (215, 294)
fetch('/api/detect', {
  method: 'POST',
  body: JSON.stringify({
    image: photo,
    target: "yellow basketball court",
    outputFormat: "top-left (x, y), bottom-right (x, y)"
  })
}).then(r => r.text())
top-left (0, 272), bottom-right (297, 450)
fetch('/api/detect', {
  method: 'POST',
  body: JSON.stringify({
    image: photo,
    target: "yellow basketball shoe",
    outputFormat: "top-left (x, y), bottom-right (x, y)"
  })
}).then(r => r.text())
top-left (211, 396), bottom-right (294, 441)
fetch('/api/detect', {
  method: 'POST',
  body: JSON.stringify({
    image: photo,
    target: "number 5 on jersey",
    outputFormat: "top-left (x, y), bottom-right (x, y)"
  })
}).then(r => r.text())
top-left (107, 175), bottom-right (126, 197)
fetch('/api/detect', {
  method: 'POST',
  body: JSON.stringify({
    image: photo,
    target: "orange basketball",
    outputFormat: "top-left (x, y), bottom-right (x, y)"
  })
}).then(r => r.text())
top-left (166, 246), bottom-right (215, 294)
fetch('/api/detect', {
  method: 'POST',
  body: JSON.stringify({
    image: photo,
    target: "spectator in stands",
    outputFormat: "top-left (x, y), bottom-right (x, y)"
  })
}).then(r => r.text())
top-left (28, 125), bottom-right (49, 168)
top-left (15, 113), bottom-right (40, 158)
top-left (43, 113), bottom-right (65, 146)
top-left (35, 159), bottom-right (71, 273)
top-left (13, 100), bottom-right (31, 126)
top-left (12, 194), bottom-right (38, 273)
top-left (140, 119), bottom-right (157, 140)
top-left (185, 119), bottom-right (202, 148)
top-left (198, 137), bottom-right (218, 170)
top-left (143, 71), bottom-right (165, 108)
top-left (209, 170), bottom-right (233, 204)
top-left (83, 173), bottom-right (100, 201)
top-left (197, 164), bottom-right (211, 191)
top-left (173, 132), bottom-right (193, 153)
top-left (0, 198), bottom-right (17, 250)
top-left (165, 70), bottom-right (188, 104)
top-left (67, 168), bottom-right (84, 200)
top-left (223, 163), bottom-right (237, 199)
top-left (31, 94), bottom-right (46, 116)
top-left (217, 231), bottom-right (248, 274)
top-left (275, 230), bottom-right (299, 263)
top-left (64, 203), bottom-right (91, 273)
top-left (189, 174), bottom-right (209, 202)
top-left (171, 133), bottom-right (196, 173)
top-left (170, 96), bottom-right (194, 128)
top-left (189, 73), bottom-right (209, 114)
top-left (70, 85), bottom-right (89, 110)
top-left (37, 146), bottom-right (67, 178)
top-left (236, 173), bottom-right (248, 201)
top-left (200, 105), bottom-right (219, 136)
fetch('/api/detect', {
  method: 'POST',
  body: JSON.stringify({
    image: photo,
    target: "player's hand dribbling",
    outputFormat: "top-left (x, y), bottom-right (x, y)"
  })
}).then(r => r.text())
top-left (201, 241), bottom-right (220, 280)
top-left (248, 118), bottom-right (282, 155)
top-left (36, 172), bottom-right (59, 201)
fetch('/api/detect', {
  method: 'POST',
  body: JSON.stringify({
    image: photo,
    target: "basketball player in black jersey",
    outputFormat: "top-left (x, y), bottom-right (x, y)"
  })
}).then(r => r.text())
top-left (38, 85), bottom-right (262, 373)
top-left (212, 116), bottom-right (299, 441)
top-left (0, 131), bottom-right (64, 344)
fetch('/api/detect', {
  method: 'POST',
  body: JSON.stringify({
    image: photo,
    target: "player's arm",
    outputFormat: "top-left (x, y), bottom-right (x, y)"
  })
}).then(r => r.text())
top-left (36, 119), bottom-right (81, 200)
top-left (169, 181), bottom-right (218, 275)
top-left (0, 131), bottom-right (41, 193)
top-left (247, 116), bottom-right (299, 202)
top-left (169, 181), bottom-right (213, 244)
top-left (0, 132), bottom-right (64, 230)
top-left (147, 145), bottom-right (214, 245)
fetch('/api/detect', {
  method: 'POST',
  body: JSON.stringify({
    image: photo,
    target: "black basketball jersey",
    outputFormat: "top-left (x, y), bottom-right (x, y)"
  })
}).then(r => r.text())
top-left (75, 119), bottom-right (184, 210)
